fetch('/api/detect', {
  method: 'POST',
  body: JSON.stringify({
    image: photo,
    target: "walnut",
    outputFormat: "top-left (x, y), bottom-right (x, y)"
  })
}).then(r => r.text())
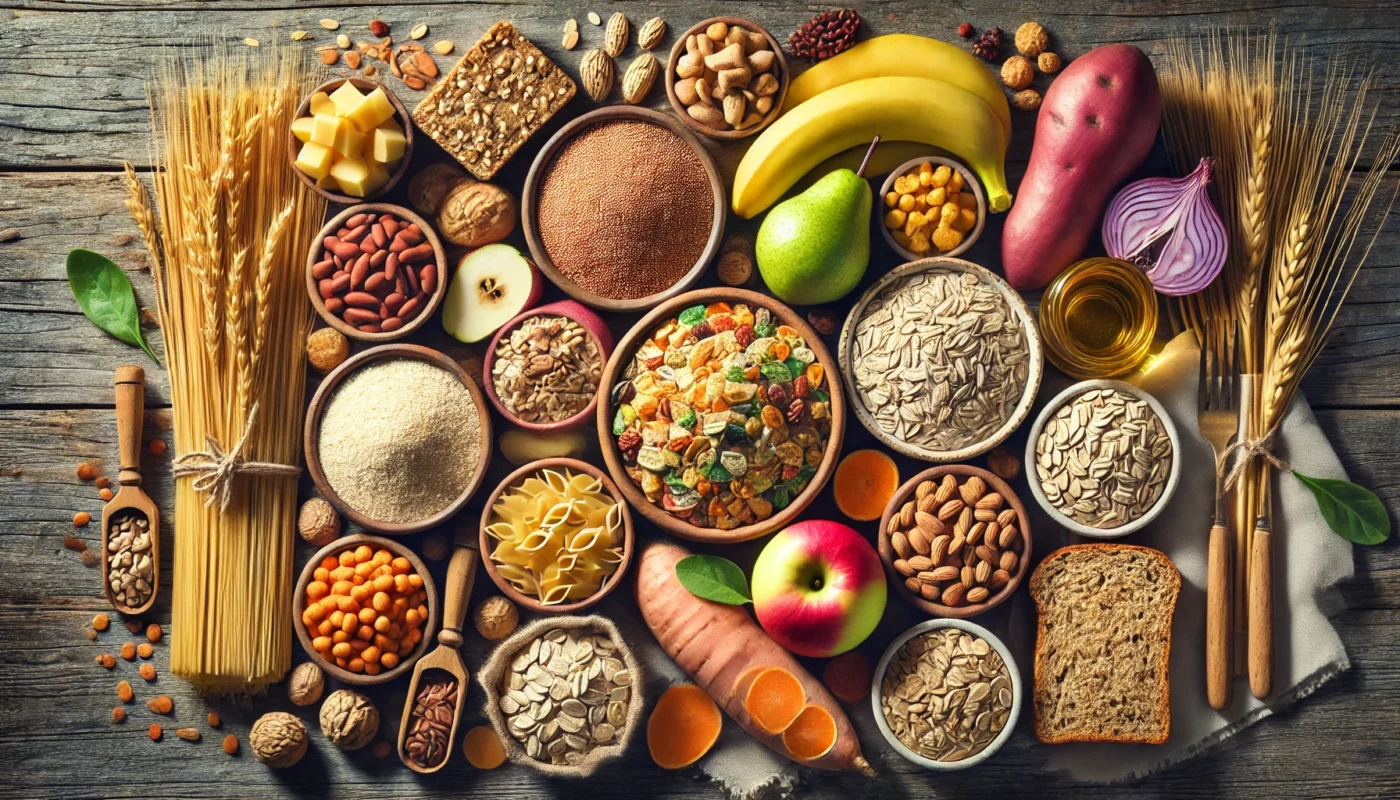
top-left (473, 595), bottom-right (519, 641)
top-left (407, 163), bottom-right (472, 216)
top-left (1012, 88), bottom-right (1043, 111)
top-left (287, 661), bottom-right (325, 707)
top-left (297, 497), bottom-right (341, 547)
top-left (437, 181), bottom-right (516, 247)
top-left (1015, 21), bottom-right (1049, 58)
top-left (249, 712), bottom-right (308, 768)
top-left (1001, 56), bottom-right (1034, 91)
top-left (306, 328), bottom-right (348, 374)
top-left (987, 447), bottom-right (1022, 480)
top-left (319, 689), bottom-right (379, 750)
top-left (1038, 51), bottom-right (1062, 74)
top-left (806, 307), bottom-right (838, 336)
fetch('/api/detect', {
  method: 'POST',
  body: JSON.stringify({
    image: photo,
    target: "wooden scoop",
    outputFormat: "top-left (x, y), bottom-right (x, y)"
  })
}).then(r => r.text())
top-left (397, 531), bottom-right (479, 773)
top-left (101, 365), bottom-right (160, 616)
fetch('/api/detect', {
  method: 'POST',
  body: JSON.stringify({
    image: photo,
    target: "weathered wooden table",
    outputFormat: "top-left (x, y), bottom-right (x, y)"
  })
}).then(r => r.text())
top-left (2, 2), bottom-right (1398, 798)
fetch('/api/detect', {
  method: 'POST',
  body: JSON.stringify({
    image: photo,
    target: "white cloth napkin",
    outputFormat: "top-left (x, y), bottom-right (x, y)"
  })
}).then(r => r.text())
top-left (622, 332), bottom-right (1356, 796)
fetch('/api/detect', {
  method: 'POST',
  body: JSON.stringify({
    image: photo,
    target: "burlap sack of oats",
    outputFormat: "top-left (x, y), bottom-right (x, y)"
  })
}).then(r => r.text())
top-left (477, 614), bottom-right (644, 778)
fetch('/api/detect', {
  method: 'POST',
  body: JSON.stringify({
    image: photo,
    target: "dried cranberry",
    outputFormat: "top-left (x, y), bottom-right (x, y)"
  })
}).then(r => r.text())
top-left (972, 26), bottom-right (1002, 61)
top-left (767, 383), bottom-right (788, 408)
top-left (692, 320), bottom-right (716, 339)
top-left (735, 324), bottom-right (756, 348)
top-left (781, 464), bottom-right (800, 481)
top-left (958, 22), bottom-right (974, 38)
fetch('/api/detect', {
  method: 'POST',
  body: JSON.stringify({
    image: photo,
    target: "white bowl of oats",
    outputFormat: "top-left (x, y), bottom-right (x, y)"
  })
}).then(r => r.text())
top-left (871, 618), bottom-right (1021, 770)
top-left (838, 257), bottom-right (1042, 462)
top-left (1023, 379), bottom-right (1181, 539)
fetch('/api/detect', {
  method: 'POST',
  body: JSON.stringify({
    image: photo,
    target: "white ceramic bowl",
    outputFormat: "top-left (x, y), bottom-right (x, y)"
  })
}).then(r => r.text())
top-left (876, 156), bottom-right (986, 261)
top-left (870, 618), bottom-right (1022, 771)
top-left (1022, 379), bottom-right (1182, 539)
top-left (837, 257), bottom-right (1043, 462)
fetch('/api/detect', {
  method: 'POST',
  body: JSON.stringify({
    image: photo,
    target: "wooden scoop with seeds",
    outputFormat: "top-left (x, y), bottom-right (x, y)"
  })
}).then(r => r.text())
top-left (397, 529), bottom-right (478, 773)
top-left (101, 366), bottom-right (159, 616)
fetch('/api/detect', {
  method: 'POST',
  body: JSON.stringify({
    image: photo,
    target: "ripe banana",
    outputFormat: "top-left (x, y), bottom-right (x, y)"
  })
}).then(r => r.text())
top-left (781, 34), bottom-right (1012, 145)
top-left (733, 76), bottom-right (1012, 218)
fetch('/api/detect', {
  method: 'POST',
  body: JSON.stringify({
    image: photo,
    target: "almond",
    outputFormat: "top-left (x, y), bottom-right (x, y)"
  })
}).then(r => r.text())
top-left (176, 728), bottom-right (201, 742)
top-left (603, 12), bottom-right (629, 57)
top-left (637, 17), bottom-right (666, 50)
top-left (562, 30), bottom-right (580, 50)
top-left (580, 49), bottom-right (614, 102)
top-left (318, 47), bottom-right (339, 65)
top-left (344, 51), bottom-right (362, 69)
top-left (413, 50), bottom-right (438, 78)
top-left (621, 53), bottom-right (657, 104)
top-left (410, 24), bottom-right (428, 40)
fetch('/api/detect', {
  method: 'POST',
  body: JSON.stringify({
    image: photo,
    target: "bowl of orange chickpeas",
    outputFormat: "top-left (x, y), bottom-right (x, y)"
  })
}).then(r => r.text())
top-left (293, 533), bottom-right (439, 686)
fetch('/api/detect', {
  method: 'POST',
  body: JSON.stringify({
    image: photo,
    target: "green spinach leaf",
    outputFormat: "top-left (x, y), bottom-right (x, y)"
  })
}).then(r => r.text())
top-left (675, 554), bottom-right (751, 605)
top-left (66, 249), bottom-right (158, 364)
top-left (1292, 470), bottom-right (1391, 545)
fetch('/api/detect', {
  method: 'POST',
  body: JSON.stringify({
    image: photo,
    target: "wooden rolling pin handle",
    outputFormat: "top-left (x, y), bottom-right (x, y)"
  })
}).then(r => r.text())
top-left (1206, 522), bottom-right (1232, 710)
top-left (437, 545), bottom-right (479, 650)
top-left (114, 366), bottom-right (146, 486)
top-left (1249, 528), bottom-right (1273, 699)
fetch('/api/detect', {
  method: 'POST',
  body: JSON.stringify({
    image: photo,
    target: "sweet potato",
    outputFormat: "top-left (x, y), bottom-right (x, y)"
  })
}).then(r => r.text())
top-left (635, 542), bottom-right (875, 776)
top-left (1001, 44), bottom-right (1161, 290)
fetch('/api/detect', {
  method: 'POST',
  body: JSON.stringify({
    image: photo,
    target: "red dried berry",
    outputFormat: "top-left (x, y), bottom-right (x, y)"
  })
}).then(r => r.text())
top-left (691, 320), bottom-right (715, 339)
top-left (766, 384), bottom-right (788, 408)
top-left (958, 22), bottom-right (974, 39)
top-left (788, 9), bottom-right (861, 61)
top-left (793, 376), bottom-right (810, 399)
top-left (735, 325), bottom-right (756, 348)
top-left (369, 19), bottom-right (390, 37)
top-left (972, 26), bottom-right (1003, 61)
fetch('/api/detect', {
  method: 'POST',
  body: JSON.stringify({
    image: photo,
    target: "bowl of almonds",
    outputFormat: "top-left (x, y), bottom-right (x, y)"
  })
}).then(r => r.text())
top-left (665, 17), bottom-right (788, 140)
top-left (877, 464), bottom-right (1032, 618)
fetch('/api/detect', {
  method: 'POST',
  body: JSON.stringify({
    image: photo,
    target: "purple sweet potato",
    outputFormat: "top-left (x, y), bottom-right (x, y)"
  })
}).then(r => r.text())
top-left (1001, 44), bottom-right (1161, 290)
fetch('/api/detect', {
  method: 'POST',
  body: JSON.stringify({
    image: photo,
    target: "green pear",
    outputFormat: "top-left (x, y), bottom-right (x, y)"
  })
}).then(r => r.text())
top-left (755, 138), bottom-right (879, 306)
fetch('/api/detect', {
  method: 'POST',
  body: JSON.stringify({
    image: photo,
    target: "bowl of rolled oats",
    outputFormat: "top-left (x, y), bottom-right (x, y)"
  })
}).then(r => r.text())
top-left (838, 257), bottom-right (1042, 462)
top-left (1023, 379), bottom-right (1181, 539)
top-left (872, 618), bottom-right (1021, 770)
top-left (484, 300), bottom-right (614, 432)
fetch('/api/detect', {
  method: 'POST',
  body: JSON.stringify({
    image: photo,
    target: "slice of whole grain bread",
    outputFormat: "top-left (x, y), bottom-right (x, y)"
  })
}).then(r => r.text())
top-left (1029, 543), bottom-right (1181, 745)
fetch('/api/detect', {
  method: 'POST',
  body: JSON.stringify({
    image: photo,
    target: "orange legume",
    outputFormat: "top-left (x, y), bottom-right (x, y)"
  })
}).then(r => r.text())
top-left (73, 512), bottom-right (91, 527)
top-left (146, 623), bottom-right (163, 643)
top-left (149, 724), bottom-right (162, 741)
top-left (148, 439), bottom-right (167, 456)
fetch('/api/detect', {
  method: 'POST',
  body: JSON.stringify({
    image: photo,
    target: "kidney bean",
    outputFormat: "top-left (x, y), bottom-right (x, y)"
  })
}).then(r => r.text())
top-left (381, 317), bottom-right (404, 332)
top-left (350, 254), bottom-right (370, 289)
top-left (403, 264), bottom-right (420, 295)
top-left (398, 294), bottom-right (425, 321)
top-left (324, 236), bottom-right (360, 260)
top-left (343, 307), bottom-right (379, 326)
top-left (371, 223), bottom-right (387, 248)
top-left (325, 297), bottom-right (345, 314)
top-left (419, 264), bottom-right (438, 295)
top-left (346, 213), bottom-right (369, 228)
top-left (312, 259), bottom-right (336, 280)
top-left (360, 235), bottom-right (379, 254)
top-left (378, 303), bottom-right (390, 319)
top-left (400, 243), bottom-right (434, 264)
top-left (381, 215), bottom-right (399, 238)
top-left (343, 291), bottom-right (379, 309)
top-left (384, 292), bottom-right (406, 311)
top-left (358, 324), bottom-right (382, 334)
top-left (330, 273), bottom-right (351, 294)
top-left (369, 249), bottom-right (388, 268)
top-left (315, 210), bottom-right (437, 335)
top-left (341, 224), bottom-right (367, 244)
top-left (384, 252), bottom-right (399, 281)
top-left (318, 278), bottom-right (336, 299)
top-left (364, 272), bottom-right (386, 293)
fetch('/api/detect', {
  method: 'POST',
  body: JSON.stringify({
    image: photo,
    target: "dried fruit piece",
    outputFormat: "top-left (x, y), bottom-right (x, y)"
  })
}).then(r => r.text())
top-left (744, 667), bottom-right (806, 734)
top-left (369, 19), bottom-right (389, 37)
top-left (121, 642), bottom-right (137, 660)
top-left (344, 51), bottom-right (362, 69)
top-left (782, 704), bottom-right (838, 759)
top-left (77, 462), bottom-right (98, 480)
top-left (788, 9), bottom-right (861, 61)
top-left (73, 512), bottom-right (91, 527)
top-left (149, 724), bottom-right (162, 741)
top-left (92, 612), bottom-right (110, 631)
top-left (117, 680), bottom-right (133, 703)
top-left (958, 22), bottom-right (974, 39)
top-left (223, 734), bottom-right (240, 755)
top-left (208, 712), bottom-right (222, 727)
top-left (139, 663), bottom-right (157, 681)
top-left (177, 728), bottom-right (201, 742)
top-left (647, 684), bottom-right (722, 769)
top-left (822, 651), bottom-right (871, 702)
top-left (112, 707), bottom-right (126, 723)
top-left (319, 47), bottom-right (339, 66)
top-left (972, 26), bottom-right (1002, 61)
top-left (147, 623), bottom-right (163, 643)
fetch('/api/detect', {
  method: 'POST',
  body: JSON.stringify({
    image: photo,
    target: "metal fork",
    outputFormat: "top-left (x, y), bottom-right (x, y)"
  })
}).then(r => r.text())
top-left (1199, 347), bottom-right (1236, 710)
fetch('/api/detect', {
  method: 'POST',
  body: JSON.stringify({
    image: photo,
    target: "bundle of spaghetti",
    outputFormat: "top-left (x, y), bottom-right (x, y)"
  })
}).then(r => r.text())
top-left (125, 43), bottom-right (327, 693)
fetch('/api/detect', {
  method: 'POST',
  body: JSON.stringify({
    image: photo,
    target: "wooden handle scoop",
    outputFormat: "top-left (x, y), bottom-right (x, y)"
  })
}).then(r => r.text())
top-left (397, 532), bottom-right (479, 773)
top-left (101, 366), bottom-right (160, 616)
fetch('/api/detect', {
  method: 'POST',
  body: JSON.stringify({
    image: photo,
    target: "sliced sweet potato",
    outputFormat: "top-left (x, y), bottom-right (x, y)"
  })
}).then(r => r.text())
top-left (782, 705), bottom-right (838, 760)
top-left (648, 684), bottom-right (723, 770)
top-left (744, 667), bottom-right (806, 734)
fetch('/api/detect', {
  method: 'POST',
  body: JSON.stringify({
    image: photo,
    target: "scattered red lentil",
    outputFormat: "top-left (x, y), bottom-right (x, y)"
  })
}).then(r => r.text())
top-left (147, 695), bottom-right (173, 714)
top-left (125, 620), bottom-right (143, 634)
top-left (149, 439), bottom-right (167, 456)
top-left (208, 711), bottom-right (221, 727)
top-left (92, 613), bottom-right (110, 631)
top-left (64, 535), bottom-right (87, 552)
top-left (112, 707), bottom-right (126, 723)
top-left (139, 663), bottom-right (157, 681)
top-left (80, 550), bottom-right (99, 567)
top-left (120, 642), bottom-right (137, 661)
top-left (73, 512), bottom-right (92, 527)
top-left (371, 738), bottom-right (392, 758)
top-left (223, 734), bottom-right (240, 755)
top-left (117, 680), bottom-right (133, 703)
top-left (84, 628), bottom-right (98, 641)
top-left (137, 642), bottom-right (153, 659)
top-left (148, 724), bottom-right (162, 741)
top-left (99, 488), bottom-right (114, 501)
top-left (95, 476), bottom-right (112, 489)
top-left (76, 462), bottom-right (97, 480)
top-left (96, 653), bottom-right (116, 669)
top-left (146, 623), bottom-right (163, 643)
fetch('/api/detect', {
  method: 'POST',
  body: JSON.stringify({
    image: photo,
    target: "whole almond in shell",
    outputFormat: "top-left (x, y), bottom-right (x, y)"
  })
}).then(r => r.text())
top-left (603, 12), bottom-right (629, 57)
top-left (580, 49), bottom-right (614, 101)
top-left (638, 17), bottom-right (666, 50)
top-left (621, 53), bottom-right (658, 104)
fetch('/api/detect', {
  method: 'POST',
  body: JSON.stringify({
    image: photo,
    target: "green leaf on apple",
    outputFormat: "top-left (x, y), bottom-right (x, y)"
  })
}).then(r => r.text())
top-left (676, 555), bottom-right (751, 605)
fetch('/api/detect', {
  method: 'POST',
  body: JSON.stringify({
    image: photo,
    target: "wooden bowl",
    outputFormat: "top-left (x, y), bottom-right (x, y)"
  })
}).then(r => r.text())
top-left (876, 465), bottom-right (1032, 619)
top-left (481, 300), bottom-right (614, 433)
top-left (292, 533), bottom-right (439, 686)
top-left (838, 257), bottom-right (1043, 462)
top-left (306, 203), bottom-right (448, 342)
top-left (596, 287), bottom-right (846, 543)
top-left (877, 156), bottom-right (987, 261)
top-left (477, 458), bottom-right (635, 614)
top-left (665, 17), bottom-right (789, 141)
top-left (288, 77), bottom-right (414, 205)
top-left (520, 106), bottom-right (726, 313)
top-left (304, 344), bottom-right (494, 535)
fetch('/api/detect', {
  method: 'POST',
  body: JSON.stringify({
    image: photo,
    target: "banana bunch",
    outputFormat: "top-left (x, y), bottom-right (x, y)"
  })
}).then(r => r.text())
top-left (733, 35), bottom-right (1013, 218)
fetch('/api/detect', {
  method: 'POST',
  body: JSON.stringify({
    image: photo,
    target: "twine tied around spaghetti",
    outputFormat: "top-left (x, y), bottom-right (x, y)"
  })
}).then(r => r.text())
top-left (170, 403), bottom-right (301, 510)
top-left (1216, 421), bottom-right (1290, 493)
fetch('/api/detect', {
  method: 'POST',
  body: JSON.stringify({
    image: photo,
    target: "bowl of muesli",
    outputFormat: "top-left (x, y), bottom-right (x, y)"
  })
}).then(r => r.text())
top-left (597, 288), bottom-right (845, 543)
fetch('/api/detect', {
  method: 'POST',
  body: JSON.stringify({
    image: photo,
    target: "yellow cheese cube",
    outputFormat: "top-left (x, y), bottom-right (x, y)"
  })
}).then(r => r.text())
top-left (294, 141), bottom-right (334, 180)
top-left (344, 87), bottom-right (397, 132)
top-left (310, 113), bottom-right (345, 148)
top-left (334, 125), bottom-right (366, 159)
top-left (308, 91), bottom-right (335, 116)
top-left (316, 172), bottom-right (341, 193)
top-left (329, 81), bottom-right (365, 116)
top-left (377, 117), bottom-right (403, 136)
top-left (364, 162), bottom-right (391, 195)
top-left (291, 116), bottom-right (316, 143)
top-left (330, 158), bottom-right (372, 197)
top-left (371, 125), bottom-right (406, 164)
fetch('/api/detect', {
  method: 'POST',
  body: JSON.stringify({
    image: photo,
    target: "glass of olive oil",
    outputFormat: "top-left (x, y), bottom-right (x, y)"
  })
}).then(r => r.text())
top-left (1039, 257), bottom-right (1158, 379)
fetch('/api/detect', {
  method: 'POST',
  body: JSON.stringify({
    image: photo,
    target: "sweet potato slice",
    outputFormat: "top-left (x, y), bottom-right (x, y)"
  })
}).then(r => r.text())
top-left (648, 684), bottom-right (723, 769)
top-left (782, 704), bottom-right (838, 760)
top-left (744, 667), bottom-right (806, 734)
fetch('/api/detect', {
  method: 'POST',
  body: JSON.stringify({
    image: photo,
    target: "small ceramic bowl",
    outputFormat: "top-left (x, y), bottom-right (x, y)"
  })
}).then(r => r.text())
top-left (292, 533), bottom-right (439, 686)
top-left (1023, 379), bottom-right (1182, 539)
top-left (478, 458), bottom-right (635, 614)
top-left (838, 257), bottom-right (1043, 462)
top-left (871, 618), bottom-right (1022, 771)
top-left (482, 300), bottom-right (615, 433)
top-left (304, 344), bottom-right (494, 535)
top-left (877, 465), bottom-right (1032, 619)
top-left (306, 203), bottom-right (448, 342)
top-left (521, 106), bottom-right (726, 313)
top-left (288, 77), bottom-right (414, 205)
top-left (596, 287), bottom-right (846, 543)
top-left (877, 156), bottom-right (986, 261)
top-left (665, 17), bottom-right (789, 141)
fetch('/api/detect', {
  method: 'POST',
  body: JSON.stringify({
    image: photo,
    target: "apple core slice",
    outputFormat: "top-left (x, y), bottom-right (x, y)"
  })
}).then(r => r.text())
top-left (441, 243), bottom-right (542, 343)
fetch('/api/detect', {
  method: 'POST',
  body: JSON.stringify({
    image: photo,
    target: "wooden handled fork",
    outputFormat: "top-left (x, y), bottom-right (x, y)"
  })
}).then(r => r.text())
top-left (1198, 348), bottom-right (1236, 711)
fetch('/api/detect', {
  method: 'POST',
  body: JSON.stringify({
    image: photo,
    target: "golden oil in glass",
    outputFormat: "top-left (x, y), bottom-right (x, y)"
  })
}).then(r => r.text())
top-left (1039, 257), bottom-right (1158, 379)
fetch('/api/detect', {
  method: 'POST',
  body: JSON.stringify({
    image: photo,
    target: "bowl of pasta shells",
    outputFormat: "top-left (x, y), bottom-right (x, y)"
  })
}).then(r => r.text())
top-left (479, 458), bottom-right (635, 614)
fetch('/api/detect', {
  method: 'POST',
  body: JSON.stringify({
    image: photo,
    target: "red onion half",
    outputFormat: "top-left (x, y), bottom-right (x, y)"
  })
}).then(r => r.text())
top-left (1102, 158), bottom-right (1228, 296)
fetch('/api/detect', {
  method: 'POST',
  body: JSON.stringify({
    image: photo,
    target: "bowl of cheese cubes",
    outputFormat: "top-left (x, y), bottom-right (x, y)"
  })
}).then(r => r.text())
top-left (290, 78), bottom-right (414, 204)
